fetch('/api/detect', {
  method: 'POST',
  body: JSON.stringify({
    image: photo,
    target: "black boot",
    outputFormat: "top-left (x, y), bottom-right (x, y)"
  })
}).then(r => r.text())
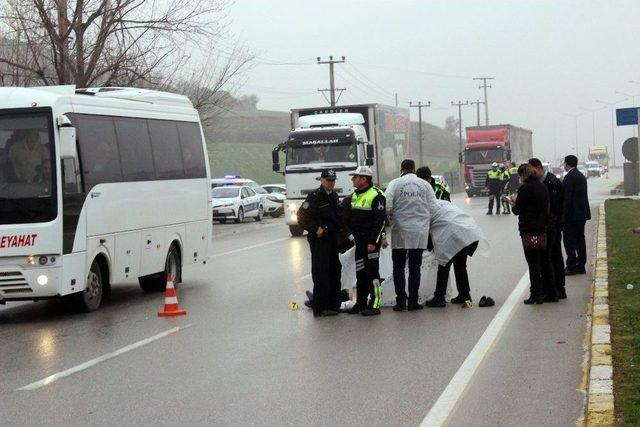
top-left (425, 296), bottom-right (446, 307)
top-left (347, 302), bottom-right (366, 314)
top-left (523, 295), bottom-right (544, 305)
top-left (408, 301), bottom-right (424, 311)
top-left (450, 295), bottom-right (471, 304)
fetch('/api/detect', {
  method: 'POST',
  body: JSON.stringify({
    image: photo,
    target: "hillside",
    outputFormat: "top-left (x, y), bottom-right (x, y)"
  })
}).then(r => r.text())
top-left (204, 108), bottom-right (462, 184)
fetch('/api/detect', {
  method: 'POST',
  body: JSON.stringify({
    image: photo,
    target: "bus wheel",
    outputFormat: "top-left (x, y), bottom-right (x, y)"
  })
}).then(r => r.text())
top-left (139, 244), bottom-right (181, 292)
top-left (73, 260), bottom-right (103, 312)
top-left (289, 225), bottom-right (304, 237)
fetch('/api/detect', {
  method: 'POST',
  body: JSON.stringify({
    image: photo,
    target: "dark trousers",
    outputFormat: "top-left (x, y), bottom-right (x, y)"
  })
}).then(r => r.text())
top-left (487, 190), bottom-right (501, 213)
top-left (309, 236), bottom-right (341, 314)
top-left (523, 247), bottom-right (553, 298)
top-left (355, 241), bottom-right (380, 307)
top-left (563, 220), bottom-right (587, 270)
top-left (392, 248), bottom-right (424, 304)
top-left (501, 194), bottom-right (511, 213)
top-left (434, 242), bottom-right (477, 299)
top-left (545, 224), bottom-right (565, 294)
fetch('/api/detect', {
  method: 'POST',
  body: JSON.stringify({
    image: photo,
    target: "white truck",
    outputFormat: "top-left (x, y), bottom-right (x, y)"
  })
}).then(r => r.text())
top-left (271, 104), bottom-right (411, 236)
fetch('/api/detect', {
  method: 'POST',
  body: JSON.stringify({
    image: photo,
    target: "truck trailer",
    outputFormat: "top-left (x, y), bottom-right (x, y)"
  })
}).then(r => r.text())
top-left (462, 124), bottom-right (533, 197)
top-left (271, 104), bottom-right (410, 236)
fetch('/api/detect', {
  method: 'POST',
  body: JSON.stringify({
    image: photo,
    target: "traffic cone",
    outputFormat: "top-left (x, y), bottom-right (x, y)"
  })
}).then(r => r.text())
top-left (157, 274), bottom-right (187, 317)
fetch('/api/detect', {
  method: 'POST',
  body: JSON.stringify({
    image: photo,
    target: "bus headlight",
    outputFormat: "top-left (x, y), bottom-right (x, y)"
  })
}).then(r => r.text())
top-left (37, 275), bottom-right (49, 286)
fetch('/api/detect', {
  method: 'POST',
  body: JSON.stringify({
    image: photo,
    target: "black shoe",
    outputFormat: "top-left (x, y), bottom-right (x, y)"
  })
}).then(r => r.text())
top-left (450, 295), bottom-right (471, 304)
top-left (425, 297), bottom-right (446, 307)
top-left (408, 302), bottom-right (424, 311)
top-left (524, 296), bottom-right (544, 305)
top-left (543, 295), bottom-right (559, 303)
top-left (393, 302), bottom-right (406, 312)
top-left (361, 307), bottom-right (381, 316)
top-left (564, 268), bottom-right (577, 276)
top-left (558, 289), bottom-right (567, 299)
top-left (486, 211), bottom-right (493, 215)
top-left (347, 304), bottom-right (366, 314)
top-left (574, 267), bottom-right (586, 274)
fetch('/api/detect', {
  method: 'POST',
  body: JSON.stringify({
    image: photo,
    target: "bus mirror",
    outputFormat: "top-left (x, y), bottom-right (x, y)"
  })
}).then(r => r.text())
top-left (59, 127), bottom-right (77, 159)
top-left (366, 144), bottom-right (374, 159)
top-left (272, 147), bottom-right (280, 171)
top-left (365, 158), bottom-right (374, 166)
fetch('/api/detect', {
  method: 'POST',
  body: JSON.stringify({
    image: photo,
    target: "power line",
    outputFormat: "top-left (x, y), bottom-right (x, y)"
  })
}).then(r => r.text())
top-left (317, 55), bottom-right (346, 106)
top-left (350, 59), bottom-right (474, 80)
top-left (410, 101), bottom-right (431, 163)
top-left (473, 77), bottom-right (494, 125)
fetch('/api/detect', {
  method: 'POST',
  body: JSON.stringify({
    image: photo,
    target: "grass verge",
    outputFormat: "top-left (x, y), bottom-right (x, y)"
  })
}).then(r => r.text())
top-left (606, 198), bottom-right (640, 425)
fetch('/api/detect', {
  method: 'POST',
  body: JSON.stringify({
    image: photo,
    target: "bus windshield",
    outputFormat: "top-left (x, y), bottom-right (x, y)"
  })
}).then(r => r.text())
top-left (0, 111), bottom-right (57, 224)
top-left (286, 143), bottom-right (357, 166)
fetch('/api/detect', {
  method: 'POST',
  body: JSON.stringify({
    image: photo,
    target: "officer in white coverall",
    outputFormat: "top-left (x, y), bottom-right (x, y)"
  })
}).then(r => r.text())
top-left (385, 159), bottom-right (439, 311)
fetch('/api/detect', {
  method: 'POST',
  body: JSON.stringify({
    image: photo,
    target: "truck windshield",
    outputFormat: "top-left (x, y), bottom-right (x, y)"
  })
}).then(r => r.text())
top-left (287, 143), bottom-right (357, 166)
top-left (465, 149), bottom-right (504, 163)
top-left (0, 111), bottom-right (57, 224)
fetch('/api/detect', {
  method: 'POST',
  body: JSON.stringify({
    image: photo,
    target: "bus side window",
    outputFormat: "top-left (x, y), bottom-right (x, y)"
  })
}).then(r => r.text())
top-left (62, 158), bottom-right (82, 194)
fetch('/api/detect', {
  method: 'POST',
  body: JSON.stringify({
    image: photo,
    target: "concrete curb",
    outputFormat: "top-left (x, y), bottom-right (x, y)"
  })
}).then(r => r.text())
top-left (585, 202), bottom-right (615, 426)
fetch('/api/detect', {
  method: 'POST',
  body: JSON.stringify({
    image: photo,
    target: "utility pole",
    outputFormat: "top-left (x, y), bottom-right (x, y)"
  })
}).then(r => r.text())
top-left (395, 93), bottom-right (398, 107)
top-left (317, 56), bottom-right (346, 106)
top-left (451, 100), bottom-right (469, 178)
top-left (410, 101), bottom-right (431, 164)
top-left (470, 100), bottom-right (484, 126)
top-left (473, 77), bottom-right (494, 125)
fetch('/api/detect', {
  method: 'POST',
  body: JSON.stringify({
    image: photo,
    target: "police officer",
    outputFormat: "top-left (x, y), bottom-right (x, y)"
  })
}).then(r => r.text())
top-left (297, 169), bottom-right (343, 317)
top-left (499, 164), bottom-right (511, 214)
top-left (416, 166), bottom-right (450, 201)
top-left (344, 166), bottom-right (386, 316)
top-left (485, 162), bottom-right (502, 215)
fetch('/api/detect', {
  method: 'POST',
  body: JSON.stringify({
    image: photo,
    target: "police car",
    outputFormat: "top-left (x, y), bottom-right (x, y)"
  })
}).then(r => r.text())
top-left (211, 176), bottom-right (283, 217)
top-left (211, 185), bottom-right (264, 223)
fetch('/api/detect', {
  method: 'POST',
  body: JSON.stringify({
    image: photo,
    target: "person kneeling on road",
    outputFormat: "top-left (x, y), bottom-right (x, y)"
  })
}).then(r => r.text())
top-left (297, 169), bottom-right (343, 317)
top-left (343, 166), bottom-right (387, 316)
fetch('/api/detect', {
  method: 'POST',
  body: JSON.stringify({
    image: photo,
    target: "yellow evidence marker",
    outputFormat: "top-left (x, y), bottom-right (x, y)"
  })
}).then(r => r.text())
top-left (290, 301), bottom-right (299, 310)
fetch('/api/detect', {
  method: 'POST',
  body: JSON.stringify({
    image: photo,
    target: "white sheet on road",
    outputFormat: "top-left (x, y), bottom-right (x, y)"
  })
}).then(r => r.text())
top-left (339, 246), bottom-right (444, 307)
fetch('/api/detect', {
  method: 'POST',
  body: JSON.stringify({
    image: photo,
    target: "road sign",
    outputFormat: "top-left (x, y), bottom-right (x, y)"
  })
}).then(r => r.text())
top-left (616, 107), bottom-right (639, 126)
top-left (622, 137), bottom-right (639, 162)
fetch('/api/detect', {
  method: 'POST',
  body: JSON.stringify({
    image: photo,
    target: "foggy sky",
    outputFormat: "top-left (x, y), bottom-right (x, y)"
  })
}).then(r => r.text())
top-left (229, 0), bottom-right (640, 164)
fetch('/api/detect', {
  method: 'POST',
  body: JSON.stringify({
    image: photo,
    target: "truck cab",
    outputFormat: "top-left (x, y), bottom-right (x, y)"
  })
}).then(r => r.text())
top-left (272, 113), bottom-right (370, 236)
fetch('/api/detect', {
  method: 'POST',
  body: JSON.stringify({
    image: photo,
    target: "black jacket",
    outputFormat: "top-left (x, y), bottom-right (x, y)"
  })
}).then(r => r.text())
top-left (542, 172), bottom-right (564, 226)
top-left (343, 185), bottom-right (386, 245)
top-left (562, 168), bottom-right (591, 223)
top-left (297, 186), bottom-right (342, 239)
top-left (512, 179), bottom-right (549, 234)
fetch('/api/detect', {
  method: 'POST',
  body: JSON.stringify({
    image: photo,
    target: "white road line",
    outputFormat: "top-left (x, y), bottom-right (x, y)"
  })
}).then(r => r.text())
top-left (211, 237), bottom-right (290, 258)
top-left (420, 271), bottom-right (529, 426)
top-left (18, 324), bottom-right (192, 391)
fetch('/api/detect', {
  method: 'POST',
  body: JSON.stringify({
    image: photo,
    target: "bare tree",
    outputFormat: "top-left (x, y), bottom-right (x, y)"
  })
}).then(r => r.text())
top-left (444, 115), bottom-right (459, 135)
top-left (0, 0), bottom-right (253, 113)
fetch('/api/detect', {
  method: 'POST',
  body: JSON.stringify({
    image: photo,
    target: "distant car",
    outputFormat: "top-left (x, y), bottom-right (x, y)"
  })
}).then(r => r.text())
top-left (577, 164), bottom-right (589, 179)
top-left (432, 174), bottom-right (449, 190)
top-left (211, 185), bottom-right (264, 223)
top-left (253, 185), bottom-right (284, 217)
top-left (551, 166), bottom-right (565, 180)
top-left (262, 184), bottom-right (286, 196)
top-left (585, 161), bottom-right (601, 177)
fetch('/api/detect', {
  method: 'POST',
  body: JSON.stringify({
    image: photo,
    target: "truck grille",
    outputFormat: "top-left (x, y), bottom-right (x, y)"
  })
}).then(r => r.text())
top-left (469, 167), bottom-right (489, 188)
top-left (0, 271), bottom-right (32, 294)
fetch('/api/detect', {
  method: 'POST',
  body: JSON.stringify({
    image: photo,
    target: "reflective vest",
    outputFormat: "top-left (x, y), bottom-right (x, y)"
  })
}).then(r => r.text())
top-left (509, 166), bottom-right (518, 175)
top-left (499, 170), bottom-right (509, 181)
top-left (487, 169), bottom-right (501, 180)
top-left (351, 186), bottom-right (384, 210)
top-left (433, 179), bottom-right (448, 200)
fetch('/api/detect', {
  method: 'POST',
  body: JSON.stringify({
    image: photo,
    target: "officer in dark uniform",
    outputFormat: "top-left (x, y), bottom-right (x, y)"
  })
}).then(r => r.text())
top-left (297, 169), bottom-right (343, 317)
top-left (343, 166), bottom-right (386, 316)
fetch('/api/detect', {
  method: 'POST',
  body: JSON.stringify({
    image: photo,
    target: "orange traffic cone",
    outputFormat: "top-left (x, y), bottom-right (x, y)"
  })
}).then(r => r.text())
top-left (157, 274), bottom-right (187, 317)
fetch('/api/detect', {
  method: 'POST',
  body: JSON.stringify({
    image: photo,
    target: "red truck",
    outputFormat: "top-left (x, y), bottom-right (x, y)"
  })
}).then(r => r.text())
top-left (462, 124), bottom-right (533, 197)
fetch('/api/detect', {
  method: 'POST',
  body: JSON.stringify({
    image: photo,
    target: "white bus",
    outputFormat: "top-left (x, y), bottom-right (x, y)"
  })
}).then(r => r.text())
top-left (0, 86), bottom-right (212, 311)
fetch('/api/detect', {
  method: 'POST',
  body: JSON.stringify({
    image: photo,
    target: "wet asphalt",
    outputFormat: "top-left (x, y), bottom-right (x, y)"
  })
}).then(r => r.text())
top-left (0, 171), bottom-right (619, 426)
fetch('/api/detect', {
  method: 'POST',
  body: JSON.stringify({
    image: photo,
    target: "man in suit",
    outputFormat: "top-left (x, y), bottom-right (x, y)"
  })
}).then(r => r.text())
top-left (562, 155), bottom-right (591, 275)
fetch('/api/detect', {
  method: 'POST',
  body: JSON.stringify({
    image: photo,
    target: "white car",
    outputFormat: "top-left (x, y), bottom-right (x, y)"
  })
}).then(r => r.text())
top-left (262, 184), bottom-right (286, 196)
top-left (253, 186), bottom-right (284, 217)
top-left (211, 185), bottom-right (264, 223)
